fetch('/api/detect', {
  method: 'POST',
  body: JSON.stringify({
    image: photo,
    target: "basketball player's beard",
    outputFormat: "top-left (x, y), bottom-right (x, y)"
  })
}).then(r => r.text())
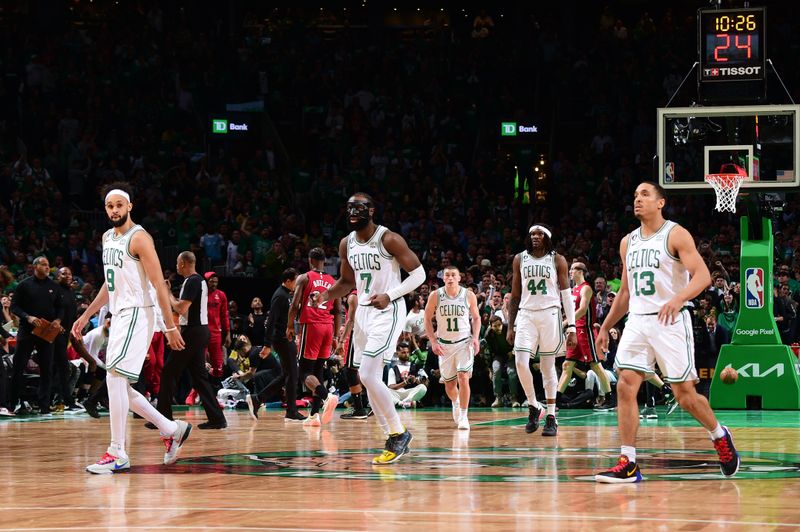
top-left (347, 217), bottom-right (370, 231)
top-left (109, 212), bottom-right (128, 228)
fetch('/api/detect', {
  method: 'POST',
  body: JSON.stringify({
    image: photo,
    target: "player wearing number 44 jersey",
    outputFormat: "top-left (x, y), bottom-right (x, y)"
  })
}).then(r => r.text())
top-left (312, 193), bottom-right (424, 465)
top-left (508, 224), bottom-right (577, 437)
top-left (594, 182), bottom-right (739, 483)
top-left (72, 182), bottom-right (191, 474)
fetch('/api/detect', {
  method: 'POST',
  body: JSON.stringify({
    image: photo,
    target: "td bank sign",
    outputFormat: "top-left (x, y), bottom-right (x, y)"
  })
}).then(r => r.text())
top-left (501, 122), bottom-right (539, 136)
top-left (212, 119), bottom-right (250, 134)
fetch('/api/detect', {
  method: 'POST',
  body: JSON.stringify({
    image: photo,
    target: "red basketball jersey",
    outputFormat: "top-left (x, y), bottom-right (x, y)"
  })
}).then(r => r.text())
top-left (572, 281), bottom-right (594, 328)
top-left (299, 270), bottom-right (336, 324)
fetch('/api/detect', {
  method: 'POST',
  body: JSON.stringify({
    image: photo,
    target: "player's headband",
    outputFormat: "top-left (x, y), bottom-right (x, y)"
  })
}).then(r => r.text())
top-left (104, 189), bottom-right (130, 203)
top-left (528, 225), bottom-right (552, 239)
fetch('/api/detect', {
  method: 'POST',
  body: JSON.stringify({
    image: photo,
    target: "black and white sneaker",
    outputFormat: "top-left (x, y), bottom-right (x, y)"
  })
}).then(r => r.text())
top-left (525, 404), bottom-right (544, 434)
top-left (595, 455), bottom-right (642, 483)
top-left (542, 414), bottom-right (558, 436)
top-left (340, 408), bottom-right (369, 419)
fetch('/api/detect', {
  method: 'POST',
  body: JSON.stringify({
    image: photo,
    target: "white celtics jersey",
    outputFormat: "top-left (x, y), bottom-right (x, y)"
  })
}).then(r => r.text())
top-left (102, 225), bottom-right (154, 314)
top-left (347, 225), bottom-right (401, 306)
top-left (435, 287), bottom-right (470, 341)
top-left (625, 220), bottom-right (689, 314)
top-left (519, 251), bottom-right (560, 311)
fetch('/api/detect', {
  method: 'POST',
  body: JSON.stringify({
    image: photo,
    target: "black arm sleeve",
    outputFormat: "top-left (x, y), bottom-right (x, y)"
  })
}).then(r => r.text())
top-left (264, 289), bottom-right (289, 348)
top-left (54, 282), bottom-right (65, 322)
top-left (9, 281), bottom-right (29, 322)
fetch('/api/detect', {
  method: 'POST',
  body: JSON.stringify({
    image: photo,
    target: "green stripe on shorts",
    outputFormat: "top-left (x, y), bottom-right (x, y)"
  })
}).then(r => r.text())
top-left (362, 301), bottom-right (399, 358)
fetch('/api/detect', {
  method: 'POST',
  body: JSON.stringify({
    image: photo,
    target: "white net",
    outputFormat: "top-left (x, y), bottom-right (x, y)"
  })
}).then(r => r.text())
top-left (705, 174), bottom-right (745, 213)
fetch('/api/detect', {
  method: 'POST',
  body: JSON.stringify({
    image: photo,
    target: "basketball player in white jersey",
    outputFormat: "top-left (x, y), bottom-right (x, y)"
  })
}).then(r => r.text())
top-left (71, 183), bottom-right (192, 474)
top-left (507, 225), bottom-right (577, 437)
top-left (594, 182), bottom-right (739, 483)
top-left (424, 265), bottom-right (481, 430)
top-left (313, 193), bottom-right (425, 464)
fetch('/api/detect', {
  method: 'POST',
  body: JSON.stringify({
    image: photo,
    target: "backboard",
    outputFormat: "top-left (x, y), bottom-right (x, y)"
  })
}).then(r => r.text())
top-left (657, 104), bottom-right (800, 191)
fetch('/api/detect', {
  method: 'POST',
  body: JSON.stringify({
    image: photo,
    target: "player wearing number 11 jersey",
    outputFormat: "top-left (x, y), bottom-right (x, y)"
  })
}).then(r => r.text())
top-left (507, 224), bottom-right (577, 437)
top-left (594, 181), bottom-right (739, 483)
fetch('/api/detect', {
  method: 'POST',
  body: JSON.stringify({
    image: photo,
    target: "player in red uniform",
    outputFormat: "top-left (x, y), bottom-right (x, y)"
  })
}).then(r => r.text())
top-left (557, 262), bottom-right (613, 408)
top-left (287, 248), bottom-right (342, 426)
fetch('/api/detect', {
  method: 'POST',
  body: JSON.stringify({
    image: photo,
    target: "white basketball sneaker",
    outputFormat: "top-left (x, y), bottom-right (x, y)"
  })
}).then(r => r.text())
top-left (452, 399), bottom-right (460, 423)
top-left (163, 420), bottom-right (192, 465)
top-left (457, 416), bottom-right (470, 431)
top-left (86, 451), bottom-right (130, 474)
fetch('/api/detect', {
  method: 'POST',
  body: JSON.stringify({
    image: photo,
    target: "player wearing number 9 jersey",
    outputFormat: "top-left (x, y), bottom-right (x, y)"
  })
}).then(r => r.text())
top-left (313, 193), bottom-right (425, 465)
top-left (507, 224), bottom-right (577, 437)
top-left (594, 181), bottom-right (738, 484)
top-left (72, 181), bottom-right (189, 475)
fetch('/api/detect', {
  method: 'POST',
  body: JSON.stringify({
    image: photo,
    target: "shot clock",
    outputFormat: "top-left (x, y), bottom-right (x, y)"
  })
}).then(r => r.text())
top-left (697, 6), bottom-right (767, 103)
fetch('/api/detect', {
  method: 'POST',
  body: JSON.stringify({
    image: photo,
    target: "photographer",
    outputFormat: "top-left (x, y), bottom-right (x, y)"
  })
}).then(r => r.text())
top-left (220, 335), bottom-right (282, 416)
top-left (386, 341), bottom-right (428, 407)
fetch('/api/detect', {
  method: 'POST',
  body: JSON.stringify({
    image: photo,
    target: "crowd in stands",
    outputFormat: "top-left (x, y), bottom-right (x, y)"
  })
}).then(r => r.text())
top-left (2, 3), bottom-right (800, 414)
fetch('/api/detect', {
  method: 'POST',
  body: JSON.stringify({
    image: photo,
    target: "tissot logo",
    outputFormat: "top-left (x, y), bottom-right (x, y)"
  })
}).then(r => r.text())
top-left (704, 66), bottom-right (762, 77)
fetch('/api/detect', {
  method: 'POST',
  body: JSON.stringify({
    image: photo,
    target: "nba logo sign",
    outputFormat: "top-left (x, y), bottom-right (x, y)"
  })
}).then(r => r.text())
top-left (745, 268), bottom-right (764, 309)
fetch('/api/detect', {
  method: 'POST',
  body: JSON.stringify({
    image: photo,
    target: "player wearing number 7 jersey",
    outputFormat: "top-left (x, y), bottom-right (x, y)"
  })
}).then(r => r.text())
top-left (312, 193), bottom-right (425, 465)
top-left (594, 181), bottom-right (739, 483)
top-left (507, 224), bottom-right (577, 437)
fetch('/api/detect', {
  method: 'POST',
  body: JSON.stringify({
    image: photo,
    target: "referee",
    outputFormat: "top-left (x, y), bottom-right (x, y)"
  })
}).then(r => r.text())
top-left (9, 256), bottom-right (64, 415)
top-left (154, 251), bottom-right (227, 429)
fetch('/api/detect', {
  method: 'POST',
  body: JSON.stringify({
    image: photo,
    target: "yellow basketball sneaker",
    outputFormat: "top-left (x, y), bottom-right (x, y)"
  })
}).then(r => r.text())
top-left (372, 429), bottom-right (413, 465)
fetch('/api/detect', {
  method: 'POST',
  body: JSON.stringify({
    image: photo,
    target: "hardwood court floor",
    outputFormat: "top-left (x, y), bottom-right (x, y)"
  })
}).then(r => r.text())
top-left (2, 406), bottom-right (800, 531)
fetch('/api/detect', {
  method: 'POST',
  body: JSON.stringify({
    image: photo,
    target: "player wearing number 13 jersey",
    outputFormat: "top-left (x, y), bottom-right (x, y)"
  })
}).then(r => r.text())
top-left (594, 181), bottom-right (738, 484)
top-left (313, 193), bottom-right (425, 465)
top-left (508, 224), bottom-right (577, 438)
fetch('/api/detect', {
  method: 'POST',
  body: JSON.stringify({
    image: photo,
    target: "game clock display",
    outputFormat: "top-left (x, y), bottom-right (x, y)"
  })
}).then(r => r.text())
top-left (698, 7), bottom-right (765, 82)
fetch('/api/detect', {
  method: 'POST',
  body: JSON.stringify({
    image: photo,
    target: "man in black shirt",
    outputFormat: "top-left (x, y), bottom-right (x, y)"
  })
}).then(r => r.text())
top-left (246, 268), bottom-right (306, 421)
top-left (154, 251), bottom-right (227, 429)
top-left (53, 267), bottom-right (81, 411)
top-left (9, 256), bottom-right (64, 415)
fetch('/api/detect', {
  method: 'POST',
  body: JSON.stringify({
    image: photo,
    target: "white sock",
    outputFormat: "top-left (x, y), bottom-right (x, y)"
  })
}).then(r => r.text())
top-left (127, 384), bottom-right (178, 436)
top-left (709, 424), bottom-right (726, 440)
top-left (106, 372), bottom-right (131, 456)
top-left (515, 350), bottom-right (539, 408)
top-left (546, 403), bottom-right (556, 416)
top-left (459, 407), bottom-right (468, 420)
top-left (359, 355), bottom-right (404, 435)
top-left (621, 445), bottom-right (637, 463)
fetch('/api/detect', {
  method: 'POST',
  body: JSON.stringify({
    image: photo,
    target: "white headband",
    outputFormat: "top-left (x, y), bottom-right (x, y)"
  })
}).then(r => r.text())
top-left (528, 225), bottom-right (552, 239)
top-left (104, 189), bottom-right (130, 203)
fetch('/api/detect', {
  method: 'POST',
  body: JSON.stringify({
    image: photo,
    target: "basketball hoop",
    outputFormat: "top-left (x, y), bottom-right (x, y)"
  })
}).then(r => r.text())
top-left (705, 174), bottom-right (745, 213)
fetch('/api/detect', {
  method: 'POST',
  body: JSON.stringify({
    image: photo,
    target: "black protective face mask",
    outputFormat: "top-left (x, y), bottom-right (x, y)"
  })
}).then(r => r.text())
top-left (347, 201), bottom-right (372, 231)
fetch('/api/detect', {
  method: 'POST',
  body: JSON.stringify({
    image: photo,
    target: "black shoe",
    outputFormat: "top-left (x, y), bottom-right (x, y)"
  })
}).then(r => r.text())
top-left (14, 402), bottom-right (33, 416)
top-left (525, 404), bottom-right (543, 434)
top-left (285, 411), bottom-right (307, 422)
top-left (367, 408), bottom-right (374, 417)
top-left (373, 429), bottom-right (413, 465)
top-left (133, 412), bottom-right (143, 419)
top-left (198, 420), bottom-right (227, 430)
top-left (341, 408), bottom-right (369, 420)
top-left (595, 455), bottom-right (642, 483)
top-left (246, 394), bottom-right (261, 420)
top-left (542, 414), bottom-right (558, 436)
top-left (144, 421), bottom-right (158, 430)
top-left (82, 401), bottom-right (100, 418)
top-left (713, 426), bottom-right (740, 477)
